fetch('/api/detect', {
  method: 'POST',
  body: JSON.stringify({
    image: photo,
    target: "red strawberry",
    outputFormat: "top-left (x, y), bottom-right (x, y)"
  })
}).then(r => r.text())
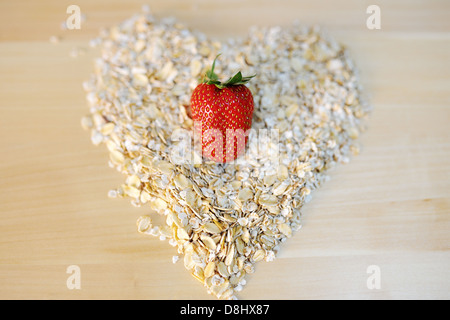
top-left (190, 55), bottom-right (255, 163)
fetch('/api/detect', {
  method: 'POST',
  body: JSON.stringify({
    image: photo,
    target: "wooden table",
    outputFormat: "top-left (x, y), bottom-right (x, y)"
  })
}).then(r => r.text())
top-left (1, 0), bottom-right (449, 300)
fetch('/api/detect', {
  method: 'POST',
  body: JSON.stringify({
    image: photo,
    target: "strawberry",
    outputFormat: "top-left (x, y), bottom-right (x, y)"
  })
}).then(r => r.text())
top-left (190, 55), bottom-right (255, 163)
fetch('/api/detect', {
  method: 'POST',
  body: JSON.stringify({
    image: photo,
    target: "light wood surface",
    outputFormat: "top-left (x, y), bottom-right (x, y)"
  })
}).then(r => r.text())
top-left (0, 0), bottom-right (449, 300)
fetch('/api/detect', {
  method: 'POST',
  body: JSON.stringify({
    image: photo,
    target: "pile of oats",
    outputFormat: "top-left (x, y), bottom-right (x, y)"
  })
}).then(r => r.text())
top-left (81, 9), bottom-right (370, 299)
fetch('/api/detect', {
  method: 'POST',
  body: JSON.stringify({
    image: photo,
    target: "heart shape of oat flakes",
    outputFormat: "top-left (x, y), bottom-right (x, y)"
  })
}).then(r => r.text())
top-left (82, 10), bottom-right (370, 299)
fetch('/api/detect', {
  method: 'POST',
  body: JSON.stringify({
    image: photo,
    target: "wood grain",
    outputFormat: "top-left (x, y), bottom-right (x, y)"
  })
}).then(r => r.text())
top-left (0, 0), bottom-right (449, 300)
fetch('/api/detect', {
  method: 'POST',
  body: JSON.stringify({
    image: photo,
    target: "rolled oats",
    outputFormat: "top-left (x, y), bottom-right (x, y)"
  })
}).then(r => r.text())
top-left (82, 8), bottom-right (370, 300)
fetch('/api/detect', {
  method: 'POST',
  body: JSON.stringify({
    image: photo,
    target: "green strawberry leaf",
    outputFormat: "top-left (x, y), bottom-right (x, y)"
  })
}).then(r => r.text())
top-left (224, 71), bottom-right (243, 86)
top-left (202, 54), bottom-right (255, 89)
top-left (205, 54), bottom-right (220, 81)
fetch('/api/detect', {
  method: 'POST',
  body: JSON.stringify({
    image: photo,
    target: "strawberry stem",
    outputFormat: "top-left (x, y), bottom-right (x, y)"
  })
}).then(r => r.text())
top-left (203, 54), bottom-right (255, 89)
